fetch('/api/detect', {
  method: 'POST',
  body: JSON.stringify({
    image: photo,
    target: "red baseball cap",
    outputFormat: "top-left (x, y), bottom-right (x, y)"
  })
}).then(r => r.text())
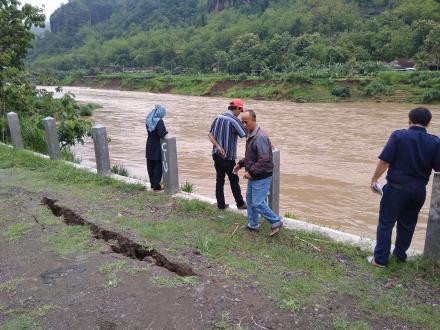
top-left (230, 98), bottom-right (244, 111)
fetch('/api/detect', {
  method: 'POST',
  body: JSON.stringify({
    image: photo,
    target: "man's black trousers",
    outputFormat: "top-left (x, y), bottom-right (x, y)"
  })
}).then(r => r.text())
top-left (213, 154), bottom-right (245, 209)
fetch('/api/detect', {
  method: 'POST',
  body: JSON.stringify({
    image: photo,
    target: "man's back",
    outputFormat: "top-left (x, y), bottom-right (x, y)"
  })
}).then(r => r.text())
top-left (210, 112), bottom-right (246, 160)
top-left (380, 126), bottom-right (440, 186)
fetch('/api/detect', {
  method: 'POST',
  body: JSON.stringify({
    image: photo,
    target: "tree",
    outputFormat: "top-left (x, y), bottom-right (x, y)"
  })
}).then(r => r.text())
top-left (0, 1), bottom-right (91, 153)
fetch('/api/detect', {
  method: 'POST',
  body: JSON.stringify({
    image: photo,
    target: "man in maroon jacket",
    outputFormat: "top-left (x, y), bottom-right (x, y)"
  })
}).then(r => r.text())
top-left (234, 110), bottom-right (283, 236)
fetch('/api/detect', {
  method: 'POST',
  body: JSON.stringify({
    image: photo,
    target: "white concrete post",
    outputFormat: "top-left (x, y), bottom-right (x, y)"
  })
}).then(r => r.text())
top-left (424, 172), bottom-right (440, 265)
top-left (7, 112), bottom-right (23, 149)
top-left (269, 149), bottom-right (280, 215)
top-left (42, 117), bottom-right (60, 160)
top-left (160, 135), bottom-right (179, 194)
top-left (92, 125), bottom-right (111, 175)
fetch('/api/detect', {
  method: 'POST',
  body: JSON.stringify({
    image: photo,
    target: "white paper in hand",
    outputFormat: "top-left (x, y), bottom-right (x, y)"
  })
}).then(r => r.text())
top-left (373, 182), bottom-right (383, 196)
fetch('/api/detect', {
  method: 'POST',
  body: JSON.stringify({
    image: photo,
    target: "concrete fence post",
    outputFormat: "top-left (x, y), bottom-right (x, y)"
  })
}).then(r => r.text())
top-left (424, 172), bottom-right (440, 265)
top-left (92, 124), bottom-right (111, 175)
top-left (269, 149), bottom-right (280, 216)
top-left (42, 117), bottom-right (60, 160)
top-left (160, 135), bottom-right (179, 194)
top-left (7, 112), bottom-right (23, 149)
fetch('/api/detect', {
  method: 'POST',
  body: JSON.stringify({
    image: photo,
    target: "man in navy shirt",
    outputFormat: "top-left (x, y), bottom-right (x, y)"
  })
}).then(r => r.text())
top-left (208, 99), bottom-right (247, 210)
top-left (369, 107), bottom-right (440, 267)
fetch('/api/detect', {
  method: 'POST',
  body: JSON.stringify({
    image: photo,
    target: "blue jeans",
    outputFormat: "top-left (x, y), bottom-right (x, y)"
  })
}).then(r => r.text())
top-left (374, 183), bottom-right (426, 266)
top-left (246, 176), bottom-right (282, 229)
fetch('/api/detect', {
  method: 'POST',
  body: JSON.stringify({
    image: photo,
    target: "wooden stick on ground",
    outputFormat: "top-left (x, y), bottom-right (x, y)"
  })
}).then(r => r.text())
top-left (294, 235), bottom-right (322, 252)
top-left (231, 223), bottom-right (240, 238)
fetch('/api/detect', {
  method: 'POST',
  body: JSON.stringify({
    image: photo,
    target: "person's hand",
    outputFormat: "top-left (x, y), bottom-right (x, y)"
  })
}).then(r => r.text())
top-left (370, 180), bottom-right (378, 193)
top-left (233, 164), bottom-right (241, 175)
top-left (217, 147), bottom-right (226, 158)
top-left (243, 172), bottom-right (251, 179)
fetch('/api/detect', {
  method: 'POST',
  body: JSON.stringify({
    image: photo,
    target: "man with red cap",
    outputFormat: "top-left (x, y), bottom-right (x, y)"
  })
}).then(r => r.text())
top-left (208, 99), bottom-right (247, 210)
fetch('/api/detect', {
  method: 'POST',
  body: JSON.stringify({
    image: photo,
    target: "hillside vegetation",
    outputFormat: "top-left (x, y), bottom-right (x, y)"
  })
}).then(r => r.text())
top-left (30, 0), bottom-right (440, 74)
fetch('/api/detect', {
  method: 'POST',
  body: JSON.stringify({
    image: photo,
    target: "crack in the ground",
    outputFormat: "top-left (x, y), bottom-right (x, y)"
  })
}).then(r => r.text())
top-left (42, 197), bottom-right (196, 277)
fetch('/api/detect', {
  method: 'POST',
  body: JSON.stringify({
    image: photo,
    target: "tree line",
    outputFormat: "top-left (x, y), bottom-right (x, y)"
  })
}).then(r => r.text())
top-left (28, 0), bottom-right (440, 74)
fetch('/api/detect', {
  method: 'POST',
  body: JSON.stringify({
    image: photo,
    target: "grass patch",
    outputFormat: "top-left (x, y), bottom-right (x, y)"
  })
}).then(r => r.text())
top-left (99, 260), bottom-right (127, 274)
top-left (4, 223), bottom-right (33, 241)
top-left (0, 304), bottom-right (57, 330)
top-left (280, 297), bottom-right (301, 312)
top-left (0, 279), bottom-right (24, 293)
top-left (47, 226), bottom-right (98, 256)
top-left (0, 315), bottom-right (36, 330)
top-left (111, 164), bottom-right (129, 177)
top-left (152, 275), bottom-right (199, 288)
top-left (332, 318), bottom-right (372, 330)
top-left (180, 181), bottom-right (194, 193)
top-left (214, 311), bottom-right (231, 330)
top-left (103, 273), bottom-right (121, 288)
top-left (126, 266), bottom-right (148, 275)
top-left (0, 146), bottom-right (145, 193)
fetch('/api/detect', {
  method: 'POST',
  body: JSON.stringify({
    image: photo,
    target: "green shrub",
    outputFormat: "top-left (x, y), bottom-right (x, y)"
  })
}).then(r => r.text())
top-left (20, 116), bottom-right (48, 154)
top-left (181, 181), bottom-right (194, 193)
top-left (79, 103), bottom-right (101, 116)
top-left (238, 72), bottom-right (248, 81)
top-left (111, 164), bottom-right (129, 177)
top-left (363, 80), bottom-right (394, 96)
top-left (422, 89), bottom-right (440, 104)
top-left (331, 86), bottom-right (351, 98)
top-left (283, 72), bottom-right (312, 84)
top-left (284, 212), bottom-right (296, 219)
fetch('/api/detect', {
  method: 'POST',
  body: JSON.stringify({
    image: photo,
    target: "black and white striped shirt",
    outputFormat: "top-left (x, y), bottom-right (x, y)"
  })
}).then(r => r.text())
top-left (210, 111), bottom-right (246, 160)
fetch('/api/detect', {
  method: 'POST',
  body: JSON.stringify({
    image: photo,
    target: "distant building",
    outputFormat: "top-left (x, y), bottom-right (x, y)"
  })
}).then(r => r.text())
top-left (388, 58), bottom-right (416, 71)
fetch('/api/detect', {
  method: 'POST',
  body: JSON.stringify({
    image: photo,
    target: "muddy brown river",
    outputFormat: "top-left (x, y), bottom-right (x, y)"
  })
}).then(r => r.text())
top-left (45, 86), bottom-right (440, 251)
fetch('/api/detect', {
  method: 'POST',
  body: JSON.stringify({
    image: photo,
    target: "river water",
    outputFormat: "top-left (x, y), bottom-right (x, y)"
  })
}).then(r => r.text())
top-left (45, 86), bottom-right (440, 251)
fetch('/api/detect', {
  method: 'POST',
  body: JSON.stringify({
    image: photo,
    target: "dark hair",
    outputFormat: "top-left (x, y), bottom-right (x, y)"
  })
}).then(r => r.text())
top-left (409, 107), bottom-right (432, 127)
top-left (228, 105), bottom-right (240, 111)
top-left (244, 109), bottom-right (256, 120)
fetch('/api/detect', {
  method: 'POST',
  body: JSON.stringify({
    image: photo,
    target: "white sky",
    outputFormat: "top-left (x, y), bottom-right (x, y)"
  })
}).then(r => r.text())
top-left (23, 0), bottom-right (66, 17)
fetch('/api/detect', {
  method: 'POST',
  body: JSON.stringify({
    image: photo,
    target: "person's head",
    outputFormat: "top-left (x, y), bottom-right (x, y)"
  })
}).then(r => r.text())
top-left (228, 98), bottom-right (244, 117)
top-left (408, 107), bottom-right (431, 127)
top-left (151, 104), bottom-right (166, 119)
top-left (241, 109), bottom-right (257, 133)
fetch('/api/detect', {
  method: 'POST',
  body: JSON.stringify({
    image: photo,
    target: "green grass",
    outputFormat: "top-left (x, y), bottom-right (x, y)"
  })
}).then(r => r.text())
top-left (0, 305), bottom-right (57, 330)
top-left (180, 181), bottom-right (194, 193)
top-left (0, 279), bottom-right (24, 293)
top-left (4, 223), bottom-right (34, 241)
top-left (111, 164), bottom-right (129, 177)
top-left (47, 226), bottom-right (98, 256)
top-left (1, 144), bottom-right (439, 328)
top-left (99, 260), bottom-right (127, 274)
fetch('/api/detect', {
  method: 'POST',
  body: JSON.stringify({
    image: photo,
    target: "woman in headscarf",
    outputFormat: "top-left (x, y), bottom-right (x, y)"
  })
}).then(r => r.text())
top-left (145, 104), bottom-right (168, 191)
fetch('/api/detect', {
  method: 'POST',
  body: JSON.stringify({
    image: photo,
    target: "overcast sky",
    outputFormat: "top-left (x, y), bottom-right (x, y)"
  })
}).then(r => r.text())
top-left (24, 0), bottom-right (66, 17)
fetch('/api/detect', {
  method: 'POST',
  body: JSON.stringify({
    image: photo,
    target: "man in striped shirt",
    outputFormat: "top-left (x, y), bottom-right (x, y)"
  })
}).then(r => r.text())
top-left (208, 99), bottom-right (247, 210)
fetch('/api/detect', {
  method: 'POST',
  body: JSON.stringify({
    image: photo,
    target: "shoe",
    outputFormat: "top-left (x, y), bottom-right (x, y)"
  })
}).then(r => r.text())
top-left (237, 202), bottom-right (247, 210)
top-left (217, 203), bottom-right (229, 210)
top-left (153, 187), bottom-right (163, 192)
top-left (366, 256), bottom-right (386, 268)
top-left (246, 225), bottom-right (260, 232)
top-left (269, 224), bottom-right (282, 237)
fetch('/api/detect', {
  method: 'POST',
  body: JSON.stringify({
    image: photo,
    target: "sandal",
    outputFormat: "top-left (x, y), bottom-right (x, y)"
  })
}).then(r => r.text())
top-left (269, 224), bottom-right (282, 237)
top-left (366, 256), bottom-right (386, 268)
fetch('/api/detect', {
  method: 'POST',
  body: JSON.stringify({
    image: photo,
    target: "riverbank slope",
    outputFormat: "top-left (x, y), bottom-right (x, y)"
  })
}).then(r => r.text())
top-left (1, 145), bottom-right (439, 329)
top-left (55, 71), bottom-right (440, 104)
